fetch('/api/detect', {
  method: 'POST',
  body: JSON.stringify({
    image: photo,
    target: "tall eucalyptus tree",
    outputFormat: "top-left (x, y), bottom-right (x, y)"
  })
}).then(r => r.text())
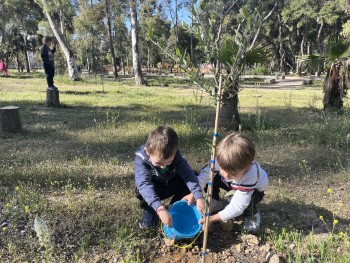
top-left (130, 0), bottom-right (145, 85)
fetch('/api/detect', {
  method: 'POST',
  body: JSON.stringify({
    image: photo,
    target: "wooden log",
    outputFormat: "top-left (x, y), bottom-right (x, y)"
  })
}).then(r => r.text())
top-left (46, 89), bottom-right (60, 107)
top-left (0, 106), bottom-right (22, 132)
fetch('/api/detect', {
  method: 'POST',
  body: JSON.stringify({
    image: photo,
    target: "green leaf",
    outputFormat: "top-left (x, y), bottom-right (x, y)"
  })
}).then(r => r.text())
top-left (240, 6), bottom-right (249, 19)
top-left (176, 47), bottom-right (182, 58)
top-left (147, 24), bottom-right (154, 40)
top-left (245, 45), bottom-right (270, 66)
top-left (218, 38), bottom-right (237, 65)
top-left (326, 41), bottom-right (350, 60)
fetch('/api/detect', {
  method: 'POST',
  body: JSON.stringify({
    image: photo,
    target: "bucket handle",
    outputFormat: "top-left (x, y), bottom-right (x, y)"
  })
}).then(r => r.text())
top-left (161, 222), bottom-right (202, 249)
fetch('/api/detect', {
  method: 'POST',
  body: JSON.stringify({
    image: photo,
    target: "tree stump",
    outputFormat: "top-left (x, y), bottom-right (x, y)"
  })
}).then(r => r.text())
top-left (0, 106), bottom-right (22, 132)
top-left (46, 89), bottom-right (60, 107)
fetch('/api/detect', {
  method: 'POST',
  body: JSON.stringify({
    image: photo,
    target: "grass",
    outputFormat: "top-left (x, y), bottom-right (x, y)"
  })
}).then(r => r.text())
top-left (0, 70), bottom-right (350, 262)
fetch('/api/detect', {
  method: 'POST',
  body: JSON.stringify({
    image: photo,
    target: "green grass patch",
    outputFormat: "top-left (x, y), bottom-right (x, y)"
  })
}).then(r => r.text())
top-left (0, 74), bottom-right (349, 262)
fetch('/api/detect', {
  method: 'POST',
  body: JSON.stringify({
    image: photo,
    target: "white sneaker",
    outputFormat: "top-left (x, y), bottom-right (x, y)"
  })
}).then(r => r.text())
top-left (244, 211), bottom-right (261, 233)
top-left (210, 198), bottom-right (227, 213)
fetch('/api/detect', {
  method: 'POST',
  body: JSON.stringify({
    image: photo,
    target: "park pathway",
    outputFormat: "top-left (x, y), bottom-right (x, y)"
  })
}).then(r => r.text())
top-left (240, 75), bottom-right (322, 89)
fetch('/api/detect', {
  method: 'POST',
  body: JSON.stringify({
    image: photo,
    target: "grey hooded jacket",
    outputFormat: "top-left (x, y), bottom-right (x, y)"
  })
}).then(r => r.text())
top-left (134, 145), bottom-right (203, 211)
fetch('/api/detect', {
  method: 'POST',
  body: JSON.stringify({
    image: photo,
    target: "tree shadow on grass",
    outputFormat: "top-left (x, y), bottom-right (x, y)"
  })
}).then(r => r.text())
top-left (0, 75), bottom-right (37, 79)
top-left (260, 199), bottom-right (350, 234)
top-left (60, 90), bottom-right (108, 95)
top-left (194, 199), bottom-right (350, 254)
top-left (0, 100), bottom-right (348, 188)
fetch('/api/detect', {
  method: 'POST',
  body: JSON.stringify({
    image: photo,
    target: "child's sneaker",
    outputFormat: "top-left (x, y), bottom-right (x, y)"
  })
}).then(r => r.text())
top-left (47, 86), bottom-right (56, 91)
top-left (48, 86), bottom-right (58, 90)
top-left (210, 198), bottom-right (227, 213)
top-left (138, 209), bottom-right (156, 229)
top-left (243, 211), bottom-right (261, 233)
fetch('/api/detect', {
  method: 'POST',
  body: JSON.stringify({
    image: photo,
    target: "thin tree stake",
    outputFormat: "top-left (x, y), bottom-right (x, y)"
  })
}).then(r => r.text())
top-left (201, 74), bottom-right (223, 263)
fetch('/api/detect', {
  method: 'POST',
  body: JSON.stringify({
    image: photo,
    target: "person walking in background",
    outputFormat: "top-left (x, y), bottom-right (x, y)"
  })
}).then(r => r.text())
top-left (0, 59), bottom-right (8, 76)
top-left (41, 36), bottom-right (57, 90)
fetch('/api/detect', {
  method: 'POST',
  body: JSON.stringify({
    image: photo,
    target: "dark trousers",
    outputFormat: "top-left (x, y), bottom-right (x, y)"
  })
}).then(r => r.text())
top-left (44, 64), bottom-right (55, 86)
top-left (209, 173), bottom-right (265, 217)
top-left (135, 175), bottom-right (191, 213)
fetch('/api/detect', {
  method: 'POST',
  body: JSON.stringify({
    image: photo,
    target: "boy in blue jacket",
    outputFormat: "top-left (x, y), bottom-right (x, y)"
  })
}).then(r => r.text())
top-left (134, 125), bottom-right (205, 228)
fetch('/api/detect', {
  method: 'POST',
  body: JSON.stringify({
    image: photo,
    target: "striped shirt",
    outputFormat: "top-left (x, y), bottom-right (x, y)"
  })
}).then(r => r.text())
top-left (197, 160), bottom-right (268, 222)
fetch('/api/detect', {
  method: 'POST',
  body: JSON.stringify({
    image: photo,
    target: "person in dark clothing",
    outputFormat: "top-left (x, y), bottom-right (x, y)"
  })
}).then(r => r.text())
top-left (134, 125), bottom-right (205, 228)
top-left (41, 36), bottom-right (57, 90)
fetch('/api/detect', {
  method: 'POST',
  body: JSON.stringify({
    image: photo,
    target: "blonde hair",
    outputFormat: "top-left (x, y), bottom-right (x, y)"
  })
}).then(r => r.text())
top-left (146, 126), bottom-right (178, 159)
top-left (216, 133), bottom-right (255, 174)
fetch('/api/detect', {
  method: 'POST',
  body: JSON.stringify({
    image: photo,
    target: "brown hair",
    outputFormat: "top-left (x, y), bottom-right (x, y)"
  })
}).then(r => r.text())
top-left (216, 133), bottom-right (255, 174)
top-left (42, 36), bottom-right (53, 44)
top-left (145, 126), bottom-right (179, 159)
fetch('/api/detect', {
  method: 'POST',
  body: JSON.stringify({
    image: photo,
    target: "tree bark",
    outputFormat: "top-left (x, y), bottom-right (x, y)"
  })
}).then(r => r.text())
top-left (316, 18), bottom-right (324, 75)
top-left (278, 13), bottom-right (285, 74)
top-left (24, 35), bottom-right (31, 73)
top-left (0, 106), bottom-right (22, 133)
top-left (297, 35), bottom-right (305, 76)
top-left (0, 2), bottom-right (7, 44)
top-left (16, 53), bottom-right (21, 72)
top-left (105, 0), bottom-right (118, 80)
top-left (130, 0), bottom-right (145, 85)
top-left (42, 0), bottom-right (79, 81)
top-left (220, 79), bottom-right (241, 130)
top-left (300, 35), bottom-right (304, 56)
top-left (46, 89), bottom-right (60, 107)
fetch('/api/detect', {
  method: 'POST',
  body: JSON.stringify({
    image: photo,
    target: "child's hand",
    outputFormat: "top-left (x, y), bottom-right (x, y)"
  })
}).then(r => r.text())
top-left (181, 193), bottom-right (195, 205)
top-left (198, 217), bottom-right (210, 231)
top-left (196, 198), bottom-right (205, 216)
top-left (198, 214), bottom-right (220, 230)
top-left (158, 209), bottom-right (172, 227)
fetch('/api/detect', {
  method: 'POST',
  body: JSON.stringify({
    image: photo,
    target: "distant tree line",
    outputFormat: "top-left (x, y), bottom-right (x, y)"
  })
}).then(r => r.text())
top-left (0, 0), bottom-right (350, 83)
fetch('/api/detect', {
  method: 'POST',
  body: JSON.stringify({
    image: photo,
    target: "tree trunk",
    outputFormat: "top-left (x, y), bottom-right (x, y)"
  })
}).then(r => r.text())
top-left (105, 0), bottom-right (118, 80)
top-left (24, 49), bottom-right (30, 73)
top-left (42, 0), bottom-right (79, 81)
top-left (300, 35), bottom-right (304, 57)
top-left (297, 35), bottom-right (305, 76)
top-left (278, 13), bottom-right (285, 74)
top-left (0, 4), bottom-right (6, 44)
top-left (147, 47), bottom-right (150, 72)
top-left (87, 57), bottom-right (91, 74)
top-left (323, 62), bottom-right (347, 112)
top-left (175, 0), bottom-right (179, 46)
top-left (130, 0), bottom-right (145, 85)
top-left (316, 18), bottom-right (324, 75)
top-left (59, 10), bottom-right (66, 42)
top-left (220, 80), bottom-right (241, 130)
top-left (285, 24), bottom-right (295, 72)
top-left (0, 106), bottom-right (22, 133)
top-left (46, 89), bottom-right (60, 107)
top-left (16, 53), bottom-right (21, 72)
top-left (24, 36), bottom-right (31, 73)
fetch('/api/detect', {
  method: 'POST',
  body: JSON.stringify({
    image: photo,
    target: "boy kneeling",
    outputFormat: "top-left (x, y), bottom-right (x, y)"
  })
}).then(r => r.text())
top-left (196, 133), bottom-right (268, 233)
top-left (134, 126), bottom-right (205, 228)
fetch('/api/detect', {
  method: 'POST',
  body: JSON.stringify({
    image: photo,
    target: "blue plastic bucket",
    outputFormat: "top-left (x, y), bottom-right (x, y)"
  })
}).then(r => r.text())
top-left (163, 200), bottom-right (202, 240)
